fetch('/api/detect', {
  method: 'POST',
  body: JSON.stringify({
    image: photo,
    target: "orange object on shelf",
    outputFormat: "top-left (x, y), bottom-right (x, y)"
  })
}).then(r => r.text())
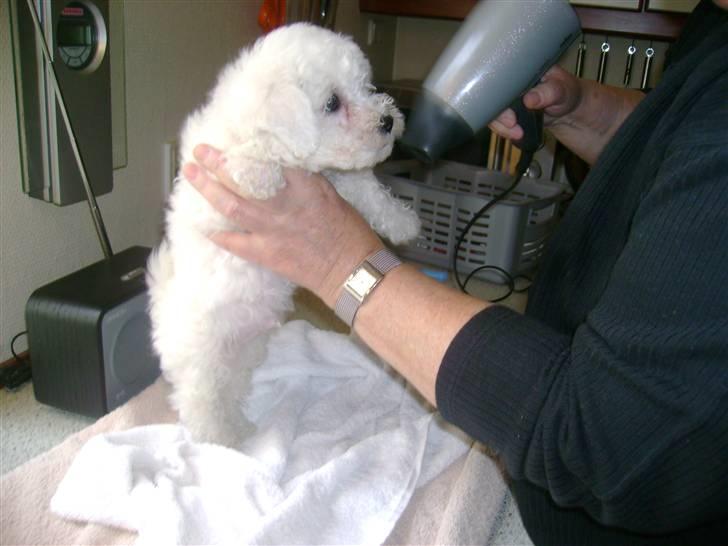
top-left (258, 0), bottom-right (286, 33)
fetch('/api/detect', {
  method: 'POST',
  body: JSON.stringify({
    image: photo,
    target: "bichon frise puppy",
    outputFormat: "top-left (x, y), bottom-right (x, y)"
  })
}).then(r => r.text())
top-left (147, 23), bottom-right (420, 447)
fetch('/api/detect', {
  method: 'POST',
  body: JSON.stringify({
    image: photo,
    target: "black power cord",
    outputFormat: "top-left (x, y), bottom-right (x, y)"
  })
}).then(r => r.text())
top-left (462, 264), bottom-right (515, 302)
top-left (453, 99), bottom-right (543, 300)
top-left (10, 331), bottom-right (29, 362)
top-left (453, 171), bottom-right (527, 294)
top-left (1, 331), bottom-right (32, 391)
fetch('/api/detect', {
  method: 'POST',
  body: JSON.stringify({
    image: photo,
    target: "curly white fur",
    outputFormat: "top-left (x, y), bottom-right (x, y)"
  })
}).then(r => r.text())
top-left (147, 24), bottom-right (420, 448)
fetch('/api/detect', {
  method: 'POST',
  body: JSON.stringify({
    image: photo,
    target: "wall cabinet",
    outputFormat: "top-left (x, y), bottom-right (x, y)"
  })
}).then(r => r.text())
top-left (570, 0), bottom-right (698, 10)
top-left (570, 0), bottom-right (640, 10)
top-left (646, 0), bottom-right (699, 13)
top-left (359, 0), bottom-right (692, 40)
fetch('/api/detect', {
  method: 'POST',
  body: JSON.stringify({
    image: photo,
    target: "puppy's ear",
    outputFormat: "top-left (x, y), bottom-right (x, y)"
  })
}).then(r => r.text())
top-left (256, 83), bottom-right (319, 164)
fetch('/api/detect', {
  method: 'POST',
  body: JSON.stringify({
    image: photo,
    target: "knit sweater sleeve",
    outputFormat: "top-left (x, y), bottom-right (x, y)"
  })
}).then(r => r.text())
top-left (436, 75), bottom-right (728, 534)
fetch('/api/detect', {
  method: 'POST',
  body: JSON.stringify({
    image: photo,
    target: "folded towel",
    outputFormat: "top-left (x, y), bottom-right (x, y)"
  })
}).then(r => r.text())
top-left (51, 320), bottom-right (471, 545)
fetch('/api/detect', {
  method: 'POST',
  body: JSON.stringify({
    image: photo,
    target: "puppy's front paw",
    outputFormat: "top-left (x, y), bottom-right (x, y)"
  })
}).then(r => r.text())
top-left (224, 155), bottom-right (285, 200)
top-left (387, 206), bottom-right (421, 245)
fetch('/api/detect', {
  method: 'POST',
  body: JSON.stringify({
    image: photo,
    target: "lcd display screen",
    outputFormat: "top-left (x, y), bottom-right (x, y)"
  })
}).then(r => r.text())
top-left (57, 24), bottom-right (92, 46)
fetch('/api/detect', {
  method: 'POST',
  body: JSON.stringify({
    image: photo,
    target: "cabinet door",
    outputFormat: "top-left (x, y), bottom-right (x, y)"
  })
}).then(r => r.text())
top-left (645, 0), bottom-right (699, 13)
top-left (569, 0), bottom-right (640, 10)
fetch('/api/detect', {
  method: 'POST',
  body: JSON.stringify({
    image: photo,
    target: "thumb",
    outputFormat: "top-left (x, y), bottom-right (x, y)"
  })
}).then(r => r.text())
top-left (522, 88), bottom-right (545, 110)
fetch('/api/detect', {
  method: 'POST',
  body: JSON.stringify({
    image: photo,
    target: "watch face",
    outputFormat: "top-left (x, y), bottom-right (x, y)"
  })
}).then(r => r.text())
top-left (346, 262), bottom-right (384, 301)
top-left (349, 268), bottom-right (379, 299)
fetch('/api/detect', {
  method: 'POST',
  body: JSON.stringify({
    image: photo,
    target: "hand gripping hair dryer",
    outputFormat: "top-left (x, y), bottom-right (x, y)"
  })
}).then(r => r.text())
top-left (399, 0), bottom-right (581, 165)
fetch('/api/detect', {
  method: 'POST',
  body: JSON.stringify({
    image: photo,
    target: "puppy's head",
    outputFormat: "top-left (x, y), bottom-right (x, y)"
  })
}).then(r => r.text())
top-left (221, 24), bottom-right (403, 171)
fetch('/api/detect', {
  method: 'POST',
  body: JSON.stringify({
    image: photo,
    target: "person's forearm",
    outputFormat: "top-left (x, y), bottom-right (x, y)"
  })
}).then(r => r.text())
top-left (549, 80), bottom-right (645, 165)
top-left (340, 264), bottom-right (488, 406)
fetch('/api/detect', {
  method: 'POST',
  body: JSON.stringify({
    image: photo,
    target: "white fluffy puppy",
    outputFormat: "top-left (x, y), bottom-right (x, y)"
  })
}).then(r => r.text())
top-left (147, 23), bottom-right (420, 447)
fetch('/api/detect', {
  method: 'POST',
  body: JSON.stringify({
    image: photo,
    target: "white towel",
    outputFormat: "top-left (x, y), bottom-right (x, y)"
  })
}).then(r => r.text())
top-left (51, 320), bottom-right (471, 545)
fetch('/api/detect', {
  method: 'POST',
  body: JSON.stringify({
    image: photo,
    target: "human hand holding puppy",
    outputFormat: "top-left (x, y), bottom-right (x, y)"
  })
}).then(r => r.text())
top-left (185, 143), bottom-right (488, 406)
top-left (183, 144), bottom-right (384, 309)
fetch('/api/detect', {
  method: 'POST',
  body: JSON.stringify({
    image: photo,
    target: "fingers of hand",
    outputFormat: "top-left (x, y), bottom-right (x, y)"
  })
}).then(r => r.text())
top-left (522, 88), bottom-right (543, 110)
top-left (281, 167), bottom-right (311, 184)
top-left (489, 116), bottom-right (523, 141)
top-left (281, 167), bottom-right (331, 199)
top-left (497, 109), bottom-right (517, 128)
top-left (530, 68), bottom-right (577, 115)
top-left (209, 230), bottom-right (257, 260)
top-left (193, 144), bottom-right (229, 181)
top-left (279, 168), bottom-right (341, 215)
top-left (184, 162), bottom-right (253, 228)
top-left (210, 230), bottom-right (289, 281)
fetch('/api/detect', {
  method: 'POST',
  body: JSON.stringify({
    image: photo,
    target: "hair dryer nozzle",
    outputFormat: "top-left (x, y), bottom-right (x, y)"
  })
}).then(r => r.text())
top-left (398, 90), bottom-right (474, 164)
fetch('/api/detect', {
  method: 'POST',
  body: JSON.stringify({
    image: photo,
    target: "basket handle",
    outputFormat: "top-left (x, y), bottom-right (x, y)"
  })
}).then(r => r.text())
top-left (522, 191), bottom-right (569, 239)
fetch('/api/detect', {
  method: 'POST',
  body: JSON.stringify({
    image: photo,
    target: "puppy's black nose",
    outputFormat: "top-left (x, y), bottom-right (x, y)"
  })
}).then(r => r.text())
top-left (379, 115), bottom-right (394, 134)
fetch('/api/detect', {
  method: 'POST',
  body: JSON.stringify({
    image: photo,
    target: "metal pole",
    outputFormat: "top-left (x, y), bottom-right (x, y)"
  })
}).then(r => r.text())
top-left (24, 0), bottom-right (114, 259)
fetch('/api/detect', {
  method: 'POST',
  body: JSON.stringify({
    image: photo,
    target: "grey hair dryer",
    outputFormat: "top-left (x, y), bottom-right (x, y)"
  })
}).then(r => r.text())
top-left (399, 0), bottom-right (581, 165)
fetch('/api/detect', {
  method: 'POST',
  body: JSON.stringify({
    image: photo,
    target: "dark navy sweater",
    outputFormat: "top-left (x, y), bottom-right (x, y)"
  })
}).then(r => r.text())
top-left (436, 2), bottom-right (728, 543)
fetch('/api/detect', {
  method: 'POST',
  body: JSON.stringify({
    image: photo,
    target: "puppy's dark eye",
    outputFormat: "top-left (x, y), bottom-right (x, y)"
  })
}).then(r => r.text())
top-left (324, 93), bottom-right (340, 114)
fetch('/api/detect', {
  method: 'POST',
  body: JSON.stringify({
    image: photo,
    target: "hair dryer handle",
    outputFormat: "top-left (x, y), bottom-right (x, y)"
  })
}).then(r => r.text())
top-left (510, 97), bottom-right (543, 154)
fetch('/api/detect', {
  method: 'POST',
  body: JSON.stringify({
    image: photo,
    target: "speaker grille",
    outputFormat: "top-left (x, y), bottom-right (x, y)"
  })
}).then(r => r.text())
top-left (102, 292), bottom-right (160, 411)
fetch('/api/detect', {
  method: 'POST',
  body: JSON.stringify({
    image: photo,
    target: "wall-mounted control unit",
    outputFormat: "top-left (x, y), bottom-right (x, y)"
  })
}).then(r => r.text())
top-left (9, 0), bottom-right (113, 205)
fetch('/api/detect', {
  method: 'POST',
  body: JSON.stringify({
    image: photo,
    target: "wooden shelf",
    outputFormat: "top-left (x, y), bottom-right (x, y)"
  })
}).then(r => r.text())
top-left (359, 0), bottom-right (473, 20)
top-left (575, 6), bottom-right (686, 39)
top-left (359, 0), bottom-right (688, 40)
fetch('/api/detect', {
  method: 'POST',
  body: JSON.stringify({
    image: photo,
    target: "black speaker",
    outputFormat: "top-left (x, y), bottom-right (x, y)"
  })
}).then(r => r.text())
top-left (26, 246), bottom-right (160, 417)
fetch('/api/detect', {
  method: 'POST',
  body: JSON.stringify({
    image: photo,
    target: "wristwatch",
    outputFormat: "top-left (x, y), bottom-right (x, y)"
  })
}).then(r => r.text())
top-left (334, 248), bottom-right (402, 327)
